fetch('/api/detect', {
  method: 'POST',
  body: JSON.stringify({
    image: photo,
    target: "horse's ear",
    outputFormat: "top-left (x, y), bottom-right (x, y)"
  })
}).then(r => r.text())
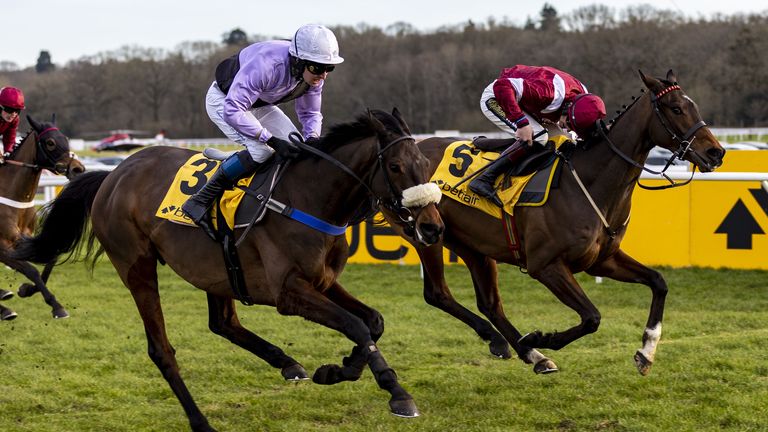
top-left (666, 69), bottom-right (678, 84)
top-left (27, 115), bottom-right (42, 132)
top-left (639, 69), bottom-right (663, 93)
top-left (51, 113), bottom-right (57, 124)
top-left (367, 108), bottom-right (387, 135)
top-left (391, 107), bottom-right (412, 135)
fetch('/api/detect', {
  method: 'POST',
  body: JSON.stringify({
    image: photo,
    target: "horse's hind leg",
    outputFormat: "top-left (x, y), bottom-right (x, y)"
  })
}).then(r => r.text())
top-left (18, 260), bottom-right (55, 297)
top-left (0, 253), bottom-right (68, 319)
top-left (276, 277), bottom-right (419, 417)
top-left (457, 246), bottom-right (558, 374)
top-left (206, 293), bottom-right (308, 380)
top-left (116, 254), bottom-right (215, 432)
top-left (417, 242), bottom-right (511, 359)
top-left (312, 281), bottom-right (384, 384)
top-left (587, 249), bottom-right (668, 376)
top-left (522, 259), bottom-right (601, 351)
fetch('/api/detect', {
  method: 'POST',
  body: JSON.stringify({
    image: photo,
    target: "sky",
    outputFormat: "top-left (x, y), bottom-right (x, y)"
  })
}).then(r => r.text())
top-left (4, 0), bottom-right (766, 69)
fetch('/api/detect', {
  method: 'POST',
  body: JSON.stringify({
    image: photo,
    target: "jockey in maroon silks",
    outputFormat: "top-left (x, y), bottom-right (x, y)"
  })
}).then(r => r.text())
top-left (0, 86), bottom-right (25, 158)
top-left (469, 65), bottom-right (607, 207)
top-left (0, 86), bottom-right (25, 318)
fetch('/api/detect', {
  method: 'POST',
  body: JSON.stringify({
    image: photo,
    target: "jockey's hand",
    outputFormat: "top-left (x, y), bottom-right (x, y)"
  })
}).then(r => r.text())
top-left (267, 136), bottom-right (301, 159)
top-left (304, 136), bottom-right (321, 147)
top-left (515, 125), bottom-right (534, 146)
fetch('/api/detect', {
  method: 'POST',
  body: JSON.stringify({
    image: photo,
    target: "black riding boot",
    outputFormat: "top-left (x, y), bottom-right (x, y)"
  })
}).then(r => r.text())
top-left (469, 141), bottom-right (531, 207)
top-left (181, 150), bottom-right (260, 240)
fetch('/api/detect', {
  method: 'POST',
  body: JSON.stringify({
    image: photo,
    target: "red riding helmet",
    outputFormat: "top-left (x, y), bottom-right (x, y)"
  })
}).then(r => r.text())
top-left (566, 93), bottom-right (606, 139)
top-left (0, 87), bottom-right (25, 110)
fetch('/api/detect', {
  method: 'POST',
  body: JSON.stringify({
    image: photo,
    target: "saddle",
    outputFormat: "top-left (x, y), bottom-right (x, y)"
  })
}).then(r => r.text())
top-left (200, 148), bottom-right (284, 232)
top-left (472, 137), bottom-right (558, 177)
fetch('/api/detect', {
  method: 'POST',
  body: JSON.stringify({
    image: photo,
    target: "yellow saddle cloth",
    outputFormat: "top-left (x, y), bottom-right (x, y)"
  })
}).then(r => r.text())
top-left (155, 154), bottom-right (255, 230)
top-left (430, 135), bottom-right (569, 219)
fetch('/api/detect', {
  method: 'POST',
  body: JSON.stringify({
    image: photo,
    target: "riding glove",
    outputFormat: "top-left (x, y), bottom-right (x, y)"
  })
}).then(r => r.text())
top-left (267, 136), bottom-right (301, 159)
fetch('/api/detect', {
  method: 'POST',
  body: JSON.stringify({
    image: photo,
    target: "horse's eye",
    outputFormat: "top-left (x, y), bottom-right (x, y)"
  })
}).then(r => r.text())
top-left (46, 138), bottom-right (56, 148)
top-left (671, 107), bottom-right (683, 115)
top-left (388, 163), bottom-right (401, 173)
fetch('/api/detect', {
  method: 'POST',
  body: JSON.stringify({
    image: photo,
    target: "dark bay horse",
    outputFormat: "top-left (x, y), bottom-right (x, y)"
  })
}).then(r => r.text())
top-left (13, 109), bottom-right (444, 431)
top-left (0, 116), bottom-right (84, 320)
top-left (387, 71), bottom-right (725, 376)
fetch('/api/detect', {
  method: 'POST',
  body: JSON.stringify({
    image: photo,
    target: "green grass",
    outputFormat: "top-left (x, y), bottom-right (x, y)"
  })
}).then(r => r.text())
top-left (1, 262), bottom-right (767, 432)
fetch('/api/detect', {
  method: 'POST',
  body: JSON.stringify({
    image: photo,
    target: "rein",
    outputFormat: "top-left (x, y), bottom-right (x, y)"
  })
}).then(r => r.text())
top-left (3, 127), bottom-right (71, 175)
top-left (597, 85), bottom-right (706, 190)
top-left (558, 83), bottom-right (707, 236)
top-left (289, 131), bottom-right (419, 227)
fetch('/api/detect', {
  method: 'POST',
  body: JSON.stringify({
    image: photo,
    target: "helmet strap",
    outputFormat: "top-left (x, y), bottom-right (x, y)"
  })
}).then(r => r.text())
top-left (289, 55), bottom-right (304, 80)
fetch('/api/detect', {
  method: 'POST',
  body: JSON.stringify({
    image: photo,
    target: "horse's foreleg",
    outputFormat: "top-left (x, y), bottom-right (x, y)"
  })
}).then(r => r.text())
top-left (417, 243), bottom-right (510, 358)
top-left (0, 253), bottom-right (68, 319)
top-left (118, 254), bottom-right (215, 432)
top-left (523, 260), bottom-right (601, 351)
top-left (275, 276), bottom-right (419, 418)
top-left (587, 249), bottom-right (668, 376)
top-left (205, 293), bottom-right (308, 380)
top-left (313, 281), bottom-right (385, 384)
top-left (458, 247), bottom-right (558, 374)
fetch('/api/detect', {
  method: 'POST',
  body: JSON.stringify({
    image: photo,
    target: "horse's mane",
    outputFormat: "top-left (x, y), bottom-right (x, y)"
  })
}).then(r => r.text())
top-left (313, 110), bottom-right (404, 153)
top-left (10, 127), bottom-right (39, 157)
top-left (579, 77), bottom-right (676, 149)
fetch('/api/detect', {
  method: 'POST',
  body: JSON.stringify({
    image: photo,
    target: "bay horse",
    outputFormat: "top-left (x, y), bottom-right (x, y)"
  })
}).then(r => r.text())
top-left (13, 109), bottom-right (444, 432)
top-left (0, 116), bottom-right (84, 320)
top-left (386, 70), bottom-right (725, 376)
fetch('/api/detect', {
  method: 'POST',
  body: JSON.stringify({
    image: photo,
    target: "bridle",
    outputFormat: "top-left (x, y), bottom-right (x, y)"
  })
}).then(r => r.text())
top-left (5, 127), bottom-right (73, 176)
top-left (289, 131), bottom-right (420, 231)
top-left (597, 84), bottom-right (708, 190)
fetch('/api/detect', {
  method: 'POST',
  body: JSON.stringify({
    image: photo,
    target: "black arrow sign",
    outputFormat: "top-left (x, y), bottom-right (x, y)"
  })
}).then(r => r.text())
top-left (751, 187), bottom-right (768, 218)
top-left (715, 199), bottom-right (764, 249)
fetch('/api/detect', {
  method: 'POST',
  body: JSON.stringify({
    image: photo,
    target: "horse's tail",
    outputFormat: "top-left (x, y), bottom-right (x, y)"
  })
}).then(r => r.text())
top-left (12, 171), bottom-right (110, 264)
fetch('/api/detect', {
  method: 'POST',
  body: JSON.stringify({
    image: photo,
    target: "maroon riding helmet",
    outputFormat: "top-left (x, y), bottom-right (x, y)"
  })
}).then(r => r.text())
top-left (566, 93), bottom-right (606, 139)
top-left (0, 87), bottom-right (25, 110)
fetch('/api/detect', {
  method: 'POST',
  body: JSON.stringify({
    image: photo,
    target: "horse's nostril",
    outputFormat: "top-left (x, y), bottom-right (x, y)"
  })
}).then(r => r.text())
top-left (708, 147), bottom-right (725, 160)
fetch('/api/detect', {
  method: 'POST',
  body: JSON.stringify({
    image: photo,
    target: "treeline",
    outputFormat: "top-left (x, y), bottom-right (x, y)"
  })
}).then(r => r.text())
top-left (2, 4), bottom-right (767, 139)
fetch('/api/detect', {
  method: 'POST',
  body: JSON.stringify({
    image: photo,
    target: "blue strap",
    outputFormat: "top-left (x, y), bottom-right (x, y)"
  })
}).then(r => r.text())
top-left (284, 207), bottom-right (347, 236)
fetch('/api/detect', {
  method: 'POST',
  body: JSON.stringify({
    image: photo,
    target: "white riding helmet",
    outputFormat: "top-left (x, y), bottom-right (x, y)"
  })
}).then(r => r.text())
top-left (289, 24), bottom-right (344, 65)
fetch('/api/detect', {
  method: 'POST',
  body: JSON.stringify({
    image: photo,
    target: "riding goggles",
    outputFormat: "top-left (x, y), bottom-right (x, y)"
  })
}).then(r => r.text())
top-left (1, 105), bottom-right (21, 114)
top-left (306, 62), bottom-right (335, 75)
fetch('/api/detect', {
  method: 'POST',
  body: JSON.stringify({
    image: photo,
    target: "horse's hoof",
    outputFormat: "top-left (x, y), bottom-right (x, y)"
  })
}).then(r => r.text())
top-left (389, 398), bottom-right (420, 418)
top-left (312, 364), bottom-right (345, 385)
top-left (1, 309), bottom-right (18, 321)
top-left (489, 339), bottom-right (512, 359)
top-left (52, 308), bottom-right (70, 319)
top-left (17, 283), bottom-right (38, 298)
top-left (282, 363), bottom-right (309, 381)
top-left (533, 358), bottom-right (559, 374)
top-left (634, 351), bottom-right (653, 376)
top-left (0, 289), bottom-right (14, 300)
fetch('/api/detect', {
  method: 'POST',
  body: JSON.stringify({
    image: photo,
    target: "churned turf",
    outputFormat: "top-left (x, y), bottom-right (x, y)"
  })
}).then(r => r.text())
top-left (1, 261), bottom-right (766, 431)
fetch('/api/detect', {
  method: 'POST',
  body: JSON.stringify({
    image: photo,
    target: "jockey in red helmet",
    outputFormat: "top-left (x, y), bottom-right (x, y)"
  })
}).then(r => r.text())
top-left (469, 65), bottom-right (606, 207)
top-left (0, 86), bottom-right (26, 155)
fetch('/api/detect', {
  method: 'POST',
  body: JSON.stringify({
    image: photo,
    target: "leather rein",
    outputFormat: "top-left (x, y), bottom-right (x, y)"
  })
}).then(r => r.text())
top-left (289, 131), bottom-right (419, 229)
top-left (597, 84), bottom-right (708, 190)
